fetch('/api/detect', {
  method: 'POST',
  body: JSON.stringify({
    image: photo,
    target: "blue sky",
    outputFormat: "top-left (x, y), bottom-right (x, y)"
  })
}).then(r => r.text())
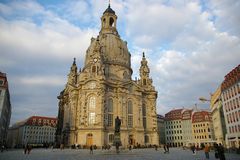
top-left (0, 0), bottom-right (240, 125)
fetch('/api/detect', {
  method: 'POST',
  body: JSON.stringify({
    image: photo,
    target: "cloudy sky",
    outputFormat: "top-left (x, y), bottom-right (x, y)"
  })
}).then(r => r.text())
top-left (0, 0), bottom-right (239, 125)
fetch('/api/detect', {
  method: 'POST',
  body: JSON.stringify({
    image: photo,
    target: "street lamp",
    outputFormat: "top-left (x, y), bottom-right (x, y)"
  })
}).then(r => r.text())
top-left (199, 97), bottom-right (210, 102)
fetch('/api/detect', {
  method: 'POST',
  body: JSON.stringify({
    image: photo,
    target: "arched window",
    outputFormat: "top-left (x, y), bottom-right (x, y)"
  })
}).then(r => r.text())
top-left (108, 98), bottom-right (113, 112)
top-left (142, 104), bottom-right (146, 129)
top-left (89, 112), bottom-right (95, 125)
top-left (107, 98), bottom-right (113, 126)
top-left (142, 105), bottom-right (146, 116)
top-left (109, 17), bottom-right (114, 27)
top-left (144, 135), bottom-right (149, 143)
top-left (89, 96), bottom-right (96, 125)
top-left (128, 100), bottom-right (133, 128)
top-left (143, 79), bottom-right (146, 85)
top-left (128, 101), bottom-right (133, 114)
top-left (89, 96), bottom-right (96, 110)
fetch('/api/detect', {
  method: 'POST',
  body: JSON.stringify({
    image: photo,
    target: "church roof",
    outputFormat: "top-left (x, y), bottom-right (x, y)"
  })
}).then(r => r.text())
top-left (103, 4), bottom-right (115, 14)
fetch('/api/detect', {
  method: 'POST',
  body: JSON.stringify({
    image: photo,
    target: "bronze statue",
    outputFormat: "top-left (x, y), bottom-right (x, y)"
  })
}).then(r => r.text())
top-left (115, 116), bottom-right (121, 133)
top-left (114, 116), bottom-right (121, 153)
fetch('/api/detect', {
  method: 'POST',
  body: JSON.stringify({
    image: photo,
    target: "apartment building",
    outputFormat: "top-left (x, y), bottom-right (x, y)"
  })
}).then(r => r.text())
top-left (221, 64), bottom-right (240, 148)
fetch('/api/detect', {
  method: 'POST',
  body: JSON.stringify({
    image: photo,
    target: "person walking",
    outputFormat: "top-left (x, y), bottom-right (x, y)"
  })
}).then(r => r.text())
top-left (166, 144), bottom-right (169, 153)
top-left (27, 144), bottom-right (32, 154)
top-left (90, 145), bottom-right (93, 154)
top-left (218, 143), bottom-right (226, 160)
top-left (163, 144), bottom-right (167, 153)
top-left (60, 143), bottom-right (64, 150)
top-left (1, 145), bottom-right (4, 152)
top-left (24, 144), bottom-right (28, 154)
top-left (128, 145), bottom-right (132, 151)
top-left (191, 145), bottom-right (196, 155)
top-left (204, 144), bottom-right (210, 159)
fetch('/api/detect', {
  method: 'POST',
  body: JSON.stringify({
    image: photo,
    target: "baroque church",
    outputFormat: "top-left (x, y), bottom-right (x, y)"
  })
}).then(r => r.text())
top-left (56, 4), bottom-right (159, 148)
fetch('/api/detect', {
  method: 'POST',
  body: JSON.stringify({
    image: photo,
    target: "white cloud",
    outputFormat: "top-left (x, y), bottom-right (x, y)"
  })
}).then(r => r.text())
top-left (18, 76), bottom-right (65, 86)
top-left (151, 33), bottom-right (240, 115)
top-left (0, 0), bottom-right (44, 16)
top-left (125, 1), bottom-right (188, 47)
top-left (209, 0), bottom-right (240, 36)
top-left (0, 17), bottom-right (98, 62)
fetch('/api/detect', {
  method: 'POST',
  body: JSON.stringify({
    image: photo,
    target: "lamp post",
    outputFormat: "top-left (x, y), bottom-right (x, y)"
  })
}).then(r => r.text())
top-left (199, 97), bottom-right (210, 102)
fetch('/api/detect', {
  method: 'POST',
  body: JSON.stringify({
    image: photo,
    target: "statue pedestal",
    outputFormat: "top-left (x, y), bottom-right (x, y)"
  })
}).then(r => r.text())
top-left (113, 132), bottom-right (122, 153)
top-left (113, 132), bottom-right (122, 146)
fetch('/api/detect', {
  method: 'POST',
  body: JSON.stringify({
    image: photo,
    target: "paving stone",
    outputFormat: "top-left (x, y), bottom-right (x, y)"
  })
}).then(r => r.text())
top-left (0, 148), bottom-right (239, 160)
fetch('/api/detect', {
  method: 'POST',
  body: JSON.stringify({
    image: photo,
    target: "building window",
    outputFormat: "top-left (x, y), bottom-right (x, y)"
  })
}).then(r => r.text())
top-left (92, 66), bottom-right (96, 73)
top-left (128, 115), bottom-right (133, 128)
top-left (107, 114), bottom-right (113, 126)
top-left (128, 101), bottom-right (133, 114)
top-left (142, 104), bottom-right (146, 129)
top-left (109, 17), bottom-right (114, 27)
top-left (89, 96), bottom-right (96, 110)
top-left (88, 96), bottom-right (96, 125)
top-left (0, 80), bottom-right (3, 86)
top-left (143, 79), bottom-right (146, 85)
top-left (108, 98), bottom-right (113, 112)
top-left (109, 134), bottom-right (114, 143)
top-left (142, 105), bottom-right (146, 116)
top-left (144, 135), bottom-right (149, 143)
top-left (128, 101), bottom-right (133, 128)
top-left (88, 112), bottom-right (95, 124)
top-left (143, 117), bottom-right (146, 129)
top-left (107, 98), bottom-right (113, 126)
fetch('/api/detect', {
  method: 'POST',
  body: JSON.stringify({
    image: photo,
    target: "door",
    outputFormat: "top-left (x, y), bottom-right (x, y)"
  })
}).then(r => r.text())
top-left (86, 133), bottom-right (93, 146)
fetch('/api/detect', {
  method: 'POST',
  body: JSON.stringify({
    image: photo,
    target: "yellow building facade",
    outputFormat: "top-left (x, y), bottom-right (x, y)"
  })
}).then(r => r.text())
top-left (192, 111), bottom-right (215, 147)
top-left (56, 5), bottom-right (159, 148)
top-left (210, 86), bottom-right (226, 146)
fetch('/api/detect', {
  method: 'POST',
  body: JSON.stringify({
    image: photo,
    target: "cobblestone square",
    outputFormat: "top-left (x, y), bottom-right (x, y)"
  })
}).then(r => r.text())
top-left (1, 148), bottom-right (240, 160)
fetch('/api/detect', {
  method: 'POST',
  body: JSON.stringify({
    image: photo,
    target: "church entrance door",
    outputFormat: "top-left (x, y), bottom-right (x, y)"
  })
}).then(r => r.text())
top-left (86, 133), bottom-right (93, 146)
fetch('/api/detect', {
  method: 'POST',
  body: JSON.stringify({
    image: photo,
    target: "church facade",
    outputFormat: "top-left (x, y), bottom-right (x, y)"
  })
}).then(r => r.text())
top-left (56, 5), bottom-right (159, 148)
